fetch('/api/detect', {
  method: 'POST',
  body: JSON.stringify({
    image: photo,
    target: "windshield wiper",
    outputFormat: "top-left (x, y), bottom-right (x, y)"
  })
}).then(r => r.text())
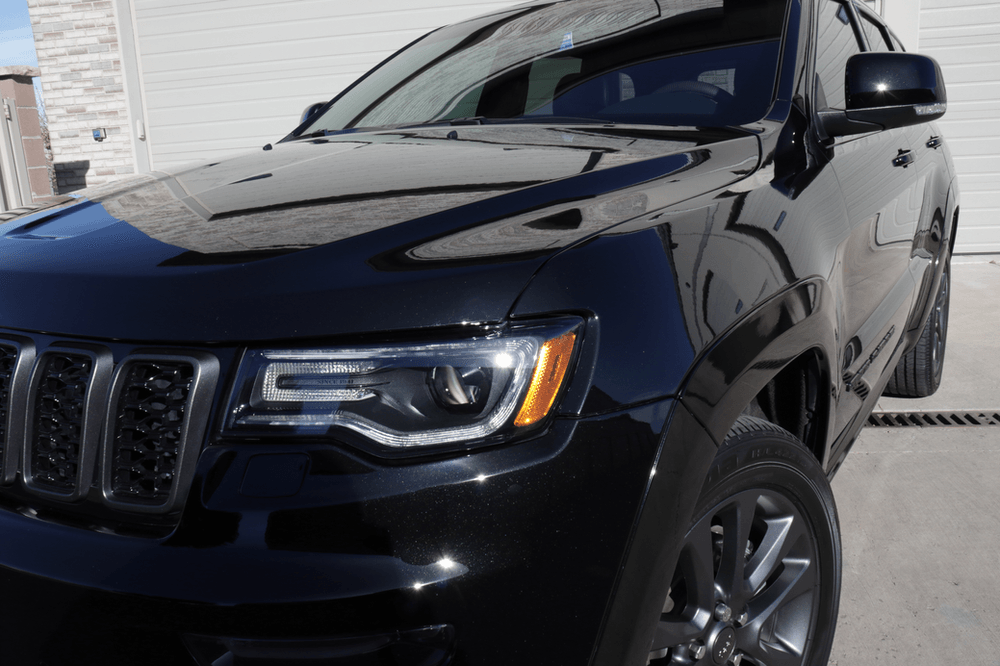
top-left (287, 129), bottom-right (333, 141)
top-left (448, 116), bottom-right (487, 125)
top-left (289, 116), bottom-right (617, 140)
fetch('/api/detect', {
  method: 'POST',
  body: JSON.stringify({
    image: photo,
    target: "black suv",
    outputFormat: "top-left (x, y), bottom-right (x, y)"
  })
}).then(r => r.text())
top-left (0, 1), bottom-right (956, 665)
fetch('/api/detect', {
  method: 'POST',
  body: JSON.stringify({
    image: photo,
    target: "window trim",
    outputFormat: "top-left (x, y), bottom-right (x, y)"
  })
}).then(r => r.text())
top-left (855, 2), bottom-right (896, 52)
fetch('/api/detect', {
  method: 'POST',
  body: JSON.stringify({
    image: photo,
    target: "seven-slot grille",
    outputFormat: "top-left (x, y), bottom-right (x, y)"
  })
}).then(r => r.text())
top-left (0, 338), bottom-right (218, 514)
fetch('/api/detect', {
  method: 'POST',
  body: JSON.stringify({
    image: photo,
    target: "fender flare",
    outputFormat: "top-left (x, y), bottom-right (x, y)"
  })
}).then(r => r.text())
top-left (678, 276), bottom-right (839, 461)
top-left (590, 277), bottom-right (840, 666)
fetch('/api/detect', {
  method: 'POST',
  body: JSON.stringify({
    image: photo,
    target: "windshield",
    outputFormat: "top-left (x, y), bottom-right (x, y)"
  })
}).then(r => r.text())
top-left (297, 0), bottom-right (789, 134)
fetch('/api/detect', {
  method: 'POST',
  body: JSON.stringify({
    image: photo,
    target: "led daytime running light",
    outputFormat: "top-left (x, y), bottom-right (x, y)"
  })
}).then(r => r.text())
top-left (514, 331), bottom-right (576, 427)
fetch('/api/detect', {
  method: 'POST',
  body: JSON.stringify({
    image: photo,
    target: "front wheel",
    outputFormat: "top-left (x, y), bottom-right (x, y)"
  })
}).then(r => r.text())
top-left (649, 417), bottom-right (841, 666)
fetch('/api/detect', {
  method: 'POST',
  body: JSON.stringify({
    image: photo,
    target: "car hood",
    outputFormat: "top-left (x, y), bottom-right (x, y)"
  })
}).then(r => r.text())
top-left (0, 125), bottom-right (759, 342)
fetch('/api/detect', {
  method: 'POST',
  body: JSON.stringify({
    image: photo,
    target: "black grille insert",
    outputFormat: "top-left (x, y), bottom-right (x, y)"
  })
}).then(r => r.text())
top-left (30, 353), bottom-right (93, 492)
top-left (109, 360), bottom-right (195, 503)
top-left (0, 344), bottom-right (18, 475)
top-left (0, 336), bottom-right (218, 520)
top-left (101, 351), bottom-right (219, 514)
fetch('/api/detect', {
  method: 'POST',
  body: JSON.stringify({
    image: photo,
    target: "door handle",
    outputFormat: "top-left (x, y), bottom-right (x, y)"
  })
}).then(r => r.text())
top-left (926, 136), bottom-right (943, 149)
top-left (892, 149), bottom-right (915, 168)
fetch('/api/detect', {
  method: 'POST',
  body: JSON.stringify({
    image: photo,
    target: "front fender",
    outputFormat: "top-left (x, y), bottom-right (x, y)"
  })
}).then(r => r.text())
top-left (592, 279), bottom-right (839, 666)
top-left (678, 277), bottom-right (839, 461)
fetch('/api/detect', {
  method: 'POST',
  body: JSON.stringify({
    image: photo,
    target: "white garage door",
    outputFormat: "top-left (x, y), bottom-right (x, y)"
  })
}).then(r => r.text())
top-left (130, 0), bottom-right (522, 171)
top-left (919, 0), bottom-right (1000, 253)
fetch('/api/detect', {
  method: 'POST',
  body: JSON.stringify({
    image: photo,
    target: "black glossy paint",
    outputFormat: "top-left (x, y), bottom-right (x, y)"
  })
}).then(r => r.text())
top-left (0, 1), bottom-right (957, 665)
top-left (0, 127), bottom-right (752, 343)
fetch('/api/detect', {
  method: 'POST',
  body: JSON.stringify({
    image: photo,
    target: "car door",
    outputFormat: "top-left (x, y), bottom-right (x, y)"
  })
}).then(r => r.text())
top-left (814, 0), bottom-right (935, 444)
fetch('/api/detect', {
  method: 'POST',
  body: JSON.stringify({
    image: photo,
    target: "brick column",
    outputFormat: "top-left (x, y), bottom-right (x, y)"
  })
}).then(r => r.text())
top-left (0, 66), bottom-right (54, 203)
top-left (27, 0), bottom-right (136, 194)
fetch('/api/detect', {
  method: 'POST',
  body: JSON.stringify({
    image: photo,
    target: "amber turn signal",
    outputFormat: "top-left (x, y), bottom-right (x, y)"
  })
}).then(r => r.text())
top-left (514, 331), bottom-right (577, 427)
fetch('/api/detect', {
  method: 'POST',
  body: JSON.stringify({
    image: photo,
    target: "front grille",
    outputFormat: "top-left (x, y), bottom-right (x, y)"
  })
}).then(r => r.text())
top-left (0, 337), bottom-right (219, 516)
top-left (30, 353), bottom-right (93, 493)
top-left (109, 360), bottom-right (195, 503)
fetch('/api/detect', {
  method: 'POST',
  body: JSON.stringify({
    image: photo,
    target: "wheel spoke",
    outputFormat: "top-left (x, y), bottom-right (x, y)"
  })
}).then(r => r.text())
top-left (714, 493), bottom-right (757, 605)
top-left (650, 615), bottom-right (704, 652)
top-left (652, 521), bottom-right (715, 653)
top-left (744, 509), bottom-right (807, 596)
top-left (683, 518), bottom-right (720, 613)
top-left (740, 556), bottom-right (817, 664)
top-left (740, 639), bottom-right (808, 666)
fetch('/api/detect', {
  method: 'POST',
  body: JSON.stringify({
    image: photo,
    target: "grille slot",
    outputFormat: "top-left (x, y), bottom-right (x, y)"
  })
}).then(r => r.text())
top-left (0, 336), bottom-right (34, 485)
top-left (0, 344), bottom-right (18, 478)
top-left (29, 353), bottom-right (93, 492)
top-left (24, 347), bottom-right (113, 501)
top-left (101, 352), bottom-right (219, 514)
top-left (109, 360), bottom-right (195, 503)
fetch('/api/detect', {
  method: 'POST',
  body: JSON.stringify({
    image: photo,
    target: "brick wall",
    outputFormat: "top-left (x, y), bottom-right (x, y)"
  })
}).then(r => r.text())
top-left (27, 0), bottom-right (135, 194)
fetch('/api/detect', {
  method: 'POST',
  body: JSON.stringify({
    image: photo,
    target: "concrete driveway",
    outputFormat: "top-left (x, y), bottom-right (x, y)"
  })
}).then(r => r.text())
top-left (829, 257), bottom-right (1000, 665)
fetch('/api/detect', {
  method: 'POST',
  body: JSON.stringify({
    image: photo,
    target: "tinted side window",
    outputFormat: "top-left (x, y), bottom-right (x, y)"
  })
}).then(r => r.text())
top-left (815, 0), bottom-right (862, 110)
top-left (861, 14), bottom-right (892, 51)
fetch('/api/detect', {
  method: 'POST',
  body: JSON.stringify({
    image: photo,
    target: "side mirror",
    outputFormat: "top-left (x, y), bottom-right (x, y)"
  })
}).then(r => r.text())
top-left (300, 102), bottom-right (327, 125)
top-left (820, 52), bottom-right (947, 137)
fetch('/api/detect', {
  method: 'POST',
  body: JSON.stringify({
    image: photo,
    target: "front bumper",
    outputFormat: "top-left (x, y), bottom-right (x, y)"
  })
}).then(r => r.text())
top-left (0, 400), bottom-right (675, 666)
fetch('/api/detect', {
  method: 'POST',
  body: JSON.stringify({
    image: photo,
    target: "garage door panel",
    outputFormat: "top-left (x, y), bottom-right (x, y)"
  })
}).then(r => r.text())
top-left (144, 53), bottom-right (384, 91)
top-left (134, 0), bottom-right (523, 170)
top-left (135, 0), bottom-right (513, 22)
top-left (943, 81), bottom-right (1000, 101)
top-left (923, 0), bottom-right (1000, 7)
top-left (937, 65), bottom-right (1000, 86)
top-left (937, 116), bottom-right (1000, 138)
top-left (151, 120), bottom-right (288, 148)
top-left (140, 29), bottom-right (429, 76)
top-left (139, 12), bottom-right (446, 51)
top-left (944, 137), bottom-right (1000, 156)
top-left (928, 45), bottom-right (1000, 67)
top-left (922, 0), bottom-right (1000, 253)
top-left (957, 172), bottom-right (1000, 189)
top-left (143, 3), bottom-right (515, 38)
top-left (953, 225), bottom-right (1000, 253)
top-left (147, 98), bottom-right (311, 131)
top-left (922, 27), bottom-right (1000, 46)
top-left (921, 4), bottom-right (1000, 27)
top-left (139, 53), bottom-right (410, 87)
top-left (957, 188), bottom-right (1000, 208)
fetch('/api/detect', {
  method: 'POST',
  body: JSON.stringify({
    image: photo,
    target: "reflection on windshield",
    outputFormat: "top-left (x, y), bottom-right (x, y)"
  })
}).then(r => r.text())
top-left (299, 0), bottom-right (787, 134)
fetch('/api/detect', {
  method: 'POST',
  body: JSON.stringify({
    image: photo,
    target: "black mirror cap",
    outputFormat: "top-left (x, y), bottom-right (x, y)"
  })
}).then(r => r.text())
top-left (821, 52), bottom-right (947, 138)
top-left (846, 52), bottom-right (946, 109)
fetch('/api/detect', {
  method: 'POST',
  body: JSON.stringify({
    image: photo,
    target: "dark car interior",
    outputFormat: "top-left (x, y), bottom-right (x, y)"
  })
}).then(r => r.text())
top-left (444, 0), bottom-right (787, 127)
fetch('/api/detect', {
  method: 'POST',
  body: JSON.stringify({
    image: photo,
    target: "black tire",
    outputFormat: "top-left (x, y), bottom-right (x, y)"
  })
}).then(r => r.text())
top-left (648, 417), bottom-right (841, 666)
top-left (884, 259), bottom-right (950, 397)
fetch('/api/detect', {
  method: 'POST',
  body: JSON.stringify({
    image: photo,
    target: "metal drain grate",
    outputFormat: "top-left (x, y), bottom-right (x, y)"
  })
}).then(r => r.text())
top-left (867, 411), bottom-right (1000, 428)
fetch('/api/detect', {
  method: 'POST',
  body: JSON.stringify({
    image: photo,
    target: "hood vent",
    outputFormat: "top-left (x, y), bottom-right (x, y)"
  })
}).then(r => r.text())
top-left (6, 201), bottom-right (119, 241)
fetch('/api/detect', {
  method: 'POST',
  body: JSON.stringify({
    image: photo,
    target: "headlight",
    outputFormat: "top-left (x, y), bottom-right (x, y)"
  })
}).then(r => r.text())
top-left (224, 320), bottom-right (580, 450)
